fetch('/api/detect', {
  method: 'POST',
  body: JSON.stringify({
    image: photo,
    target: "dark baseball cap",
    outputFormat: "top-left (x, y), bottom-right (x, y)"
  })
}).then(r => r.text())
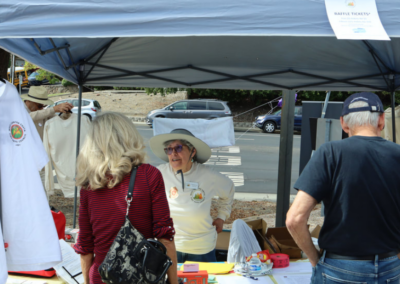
top-left (341, 92), bottom-right (384, 116)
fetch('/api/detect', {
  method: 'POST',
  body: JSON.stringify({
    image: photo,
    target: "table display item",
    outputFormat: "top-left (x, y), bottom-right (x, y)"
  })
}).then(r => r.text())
top-left (234, 262), bottom-right (273, 276)
top-left (270, 253), bottom-right (289, 268)
top-left (177, 270), bottom-right (208, 284)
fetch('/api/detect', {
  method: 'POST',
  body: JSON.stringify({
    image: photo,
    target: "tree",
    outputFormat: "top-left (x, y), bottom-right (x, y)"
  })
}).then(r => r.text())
top-left (0, 48), bottom-right (10, 79)
top-left (24, 62), bottom-right (60, 84)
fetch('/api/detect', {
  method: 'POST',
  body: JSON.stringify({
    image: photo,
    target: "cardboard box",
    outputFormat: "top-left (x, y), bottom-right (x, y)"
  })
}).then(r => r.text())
top-left (215, 216), bottom-right (268, 250)
top-left (265, 225), bottom-right (321, 259)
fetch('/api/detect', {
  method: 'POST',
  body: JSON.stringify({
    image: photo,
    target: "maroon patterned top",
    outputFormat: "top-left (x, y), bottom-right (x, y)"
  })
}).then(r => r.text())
top-left (74, 164), bottom-right (175, 284)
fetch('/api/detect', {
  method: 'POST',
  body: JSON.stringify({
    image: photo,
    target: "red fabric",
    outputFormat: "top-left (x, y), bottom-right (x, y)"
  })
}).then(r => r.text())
top-left (74, 164), bottom-right (174, 284)
top-left (51, 210), bottom-right (66, 240)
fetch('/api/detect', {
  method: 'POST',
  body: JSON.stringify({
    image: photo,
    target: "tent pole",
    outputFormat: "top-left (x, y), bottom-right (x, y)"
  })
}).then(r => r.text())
top-left (275, 90), bottom-right (296, 227)
top-left (10, 54), bottom-right (15, 85)
top-left (391, 90), bottom-right (396, 143)
top-left (73, 83), bottom-right (83, 228)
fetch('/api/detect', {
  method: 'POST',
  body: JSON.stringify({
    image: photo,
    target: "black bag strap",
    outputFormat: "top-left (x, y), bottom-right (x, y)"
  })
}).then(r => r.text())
top-left (127, 166), bottom-right (138, 199)
top-left (125, 165), bottom-right (139, 216)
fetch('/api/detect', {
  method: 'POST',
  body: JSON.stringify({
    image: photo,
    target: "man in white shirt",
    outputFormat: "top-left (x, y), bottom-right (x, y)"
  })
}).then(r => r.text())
top-left (21, 86), bottom-right (73, 190)
top-left (21, 86), bottom-right (73, 141)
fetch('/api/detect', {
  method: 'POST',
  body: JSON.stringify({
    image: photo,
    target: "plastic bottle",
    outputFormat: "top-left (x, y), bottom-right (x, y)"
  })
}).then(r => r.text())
top-left (248, 253), bottom-right (262, 273)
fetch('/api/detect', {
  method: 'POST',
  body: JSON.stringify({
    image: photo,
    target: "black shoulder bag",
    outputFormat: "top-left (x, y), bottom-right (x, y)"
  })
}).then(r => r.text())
top-left (99, 166), bottom-right (173, 284)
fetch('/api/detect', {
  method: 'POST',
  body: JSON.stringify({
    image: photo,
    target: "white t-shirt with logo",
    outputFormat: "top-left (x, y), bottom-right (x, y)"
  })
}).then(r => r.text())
top-left (0, 81), bottom-right (62, 276)
top-left (158, 162), bottom-right (235, 254)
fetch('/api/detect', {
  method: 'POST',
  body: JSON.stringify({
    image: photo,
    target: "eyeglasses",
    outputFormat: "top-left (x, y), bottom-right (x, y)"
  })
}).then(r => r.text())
top-left (164, 145), bottom-right (186, 155)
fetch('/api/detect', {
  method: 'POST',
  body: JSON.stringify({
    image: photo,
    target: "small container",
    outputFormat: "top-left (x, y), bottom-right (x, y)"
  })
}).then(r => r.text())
top-left (248, 253), bottom-right (262, 273)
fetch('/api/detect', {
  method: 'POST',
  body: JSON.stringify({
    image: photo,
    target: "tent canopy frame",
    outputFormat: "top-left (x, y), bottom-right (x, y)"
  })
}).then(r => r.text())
top-left (16, 35), bottom-right (399, 228)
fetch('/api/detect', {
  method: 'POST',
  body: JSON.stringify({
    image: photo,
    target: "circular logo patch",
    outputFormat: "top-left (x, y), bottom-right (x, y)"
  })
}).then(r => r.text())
top-left (11, 124), bottom-right (24, 140)
top-left (190, 188), bottom-right (205, 203)
top-left (9, 122), bottom-right (26, 145)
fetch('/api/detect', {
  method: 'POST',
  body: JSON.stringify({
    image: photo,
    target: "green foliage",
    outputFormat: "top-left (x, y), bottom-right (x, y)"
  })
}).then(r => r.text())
top-left (61, 79), bottom-right (75, 86)
top-left (24, 62), bottom-right (59, 84)
top-left (24, 62), bottom-right (36, 71)
top-left (143, 88), bottom-right (281, 105)
top-left (113, 86), bottom-right (142, 90)
top-left (93, 86), bottom-right (112, 91)
top-left (143, 88), bottom-right (400, 111)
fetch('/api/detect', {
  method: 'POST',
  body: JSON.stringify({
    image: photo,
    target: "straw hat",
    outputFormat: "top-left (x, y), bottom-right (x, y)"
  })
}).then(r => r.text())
top-left (21, 86), bottom-right (54, 105)
top-left (149, 129), bottom-right (212, 163)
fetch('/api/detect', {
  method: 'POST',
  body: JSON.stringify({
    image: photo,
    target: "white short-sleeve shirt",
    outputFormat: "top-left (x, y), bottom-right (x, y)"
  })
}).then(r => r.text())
top-left (0, 81), bottom-right (62, 277)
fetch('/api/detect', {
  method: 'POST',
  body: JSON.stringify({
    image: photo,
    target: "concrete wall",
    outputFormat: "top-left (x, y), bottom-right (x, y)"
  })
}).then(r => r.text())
top-left (42, 84), bottom-right (79, 94)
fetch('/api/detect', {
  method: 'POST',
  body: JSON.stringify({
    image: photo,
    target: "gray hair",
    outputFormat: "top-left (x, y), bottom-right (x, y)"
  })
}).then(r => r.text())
top-left (163, 139), bottom-right (197, 161)
top-left (343, 101), bottom-right (381, 129)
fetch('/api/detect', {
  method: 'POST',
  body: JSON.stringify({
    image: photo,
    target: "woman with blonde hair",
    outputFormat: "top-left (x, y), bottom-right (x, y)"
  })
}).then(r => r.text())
top-left (74, 112), bottom-right (178, 284)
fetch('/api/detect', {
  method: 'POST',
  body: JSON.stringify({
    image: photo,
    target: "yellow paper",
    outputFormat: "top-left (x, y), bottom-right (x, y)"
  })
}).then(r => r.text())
top-left (181, 261), bottom-right (234, 274)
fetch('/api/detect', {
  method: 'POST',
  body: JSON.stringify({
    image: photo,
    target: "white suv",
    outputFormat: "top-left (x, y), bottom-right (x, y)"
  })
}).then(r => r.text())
top-left (46, 98), bottom-right (102, 120)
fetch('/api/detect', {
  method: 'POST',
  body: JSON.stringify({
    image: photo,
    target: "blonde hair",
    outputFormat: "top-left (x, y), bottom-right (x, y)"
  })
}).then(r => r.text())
top-left (76, 112), bottom-right (147, 190)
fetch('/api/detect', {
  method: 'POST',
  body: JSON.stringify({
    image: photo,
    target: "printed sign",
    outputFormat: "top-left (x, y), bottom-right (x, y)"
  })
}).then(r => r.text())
top-left (325, 0), bottom-right (390, 40)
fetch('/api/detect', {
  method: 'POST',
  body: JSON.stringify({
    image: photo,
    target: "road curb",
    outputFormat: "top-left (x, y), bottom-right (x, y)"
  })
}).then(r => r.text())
top-left (232, 193), bottom-right (297, 202)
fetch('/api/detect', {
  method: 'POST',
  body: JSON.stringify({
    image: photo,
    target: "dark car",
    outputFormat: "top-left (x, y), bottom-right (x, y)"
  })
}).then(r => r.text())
top-left (28, 71), bottom-right (49, 86)
top-left (254, 106), bottom-right (302, 133)
top-left (146, 99), bottom-right (232, 125)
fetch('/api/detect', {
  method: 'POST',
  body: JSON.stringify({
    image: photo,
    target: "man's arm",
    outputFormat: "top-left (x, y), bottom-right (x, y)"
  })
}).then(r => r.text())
top-left (286, 190), bottom-right (320, 267)
top-left (29, 107), bottom-right (55, 122)
top-left (80, 253), bottom-right (94, 284)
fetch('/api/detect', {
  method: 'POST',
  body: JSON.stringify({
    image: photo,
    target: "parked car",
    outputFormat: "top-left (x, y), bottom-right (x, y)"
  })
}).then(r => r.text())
top-left (46, 98), bottom-right (102, 120)
top-left (28, 71), bottom-right (49, 86)
top-left (254, 106), bottom-right (302, 133)
top-left (146, 99), bottom-right (232, 125)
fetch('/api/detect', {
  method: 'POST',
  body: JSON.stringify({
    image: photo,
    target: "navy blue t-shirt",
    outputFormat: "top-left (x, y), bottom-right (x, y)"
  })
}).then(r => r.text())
top-left (294, 136), bottom-right (400, 256)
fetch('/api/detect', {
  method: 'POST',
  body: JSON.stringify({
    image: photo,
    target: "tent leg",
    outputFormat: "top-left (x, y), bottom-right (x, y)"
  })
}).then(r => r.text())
top-left (275, 90), bottom-right (296, 227)
top-left (73, 84), bottom-right (83, 228)
top-left (10, 54), bottom-right (15, 84)
top-left (391, 91), bottom-right (396, 143)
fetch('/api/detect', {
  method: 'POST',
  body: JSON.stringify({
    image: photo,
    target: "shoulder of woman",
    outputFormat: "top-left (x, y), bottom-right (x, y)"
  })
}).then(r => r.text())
top-left (139, 163), bottom-right (164, 177)
top-left (156, 163), bottom-right (169, 173)
top-left (197, 164), bottom-right (233, 184)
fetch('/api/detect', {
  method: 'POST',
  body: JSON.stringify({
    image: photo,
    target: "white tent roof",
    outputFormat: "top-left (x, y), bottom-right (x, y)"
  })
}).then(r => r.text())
top-left (0, 0), bottom-right (399, 91)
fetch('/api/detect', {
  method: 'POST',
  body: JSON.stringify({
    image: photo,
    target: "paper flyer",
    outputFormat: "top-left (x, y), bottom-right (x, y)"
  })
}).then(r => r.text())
top-left (325, 0), bottom-right (390, 41)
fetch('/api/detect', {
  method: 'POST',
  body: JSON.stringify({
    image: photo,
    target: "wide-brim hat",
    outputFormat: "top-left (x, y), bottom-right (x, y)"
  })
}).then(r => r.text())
top-left (149, 129), bottom-right (212, 163)
top-left (21, 86), bottom-right (54, 105)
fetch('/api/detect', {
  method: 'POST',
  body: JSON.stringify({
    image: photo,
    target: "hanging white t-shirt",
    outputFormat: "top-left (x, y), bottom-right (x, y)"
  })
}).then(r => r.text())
top-left (43, 113), bottom-right (91, 198)
top-left (0, 81), bottom-right (62, 275)
top-left (0, 219), bottom-right (6, 284)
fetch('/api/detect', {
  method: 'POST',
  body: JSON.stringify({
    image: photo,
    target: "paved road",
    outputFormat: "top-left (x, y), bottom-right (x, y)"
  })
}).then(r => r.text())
top-left (135, 124), bottom-right (300, 194)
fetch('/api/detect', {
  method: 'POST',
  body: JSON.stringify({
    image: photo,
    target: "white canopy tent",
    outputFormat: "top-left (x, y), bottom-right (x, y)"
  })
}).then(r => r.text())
top-left (1, 0), bottom-right (399, 227)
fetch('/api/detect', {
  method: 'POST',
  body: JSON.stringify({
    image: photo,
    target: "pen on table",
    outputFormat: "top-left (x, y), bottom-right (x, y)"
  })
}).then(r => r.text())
top-left (243, 275), bottom-right (258, 280)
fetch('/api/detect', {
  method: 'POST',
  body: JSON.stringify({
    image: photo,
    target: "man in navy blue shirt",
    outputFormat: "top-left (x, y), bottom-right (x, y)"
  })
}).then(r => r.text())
top-left (286, 92), bottom-right (400, 283)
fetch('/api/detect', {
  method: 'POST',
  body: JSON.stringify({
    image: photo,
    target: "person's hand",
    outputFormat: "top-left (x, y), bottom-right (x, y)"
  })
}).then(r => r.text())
top-left (54, 102), bottom-right (73, 113)
top-left (212, 218), bottom-right (224, 234)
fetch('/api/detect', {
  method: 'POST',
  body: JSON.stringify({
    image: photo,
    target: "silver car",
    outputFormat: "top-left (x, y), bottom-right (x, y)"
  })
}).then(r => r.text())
top-left (46, 98), bottom-right (102, 120)
top-left (146, 99), bottom-right (231, 125)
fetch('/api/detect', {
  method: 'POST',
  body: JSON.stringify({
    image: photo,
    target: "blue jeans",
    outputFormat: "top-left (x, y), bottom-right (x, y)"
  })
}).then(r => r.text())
top-left (311, 251), bottom-right (400, 284)
top-left (177, 249), bottom-right (217, 263)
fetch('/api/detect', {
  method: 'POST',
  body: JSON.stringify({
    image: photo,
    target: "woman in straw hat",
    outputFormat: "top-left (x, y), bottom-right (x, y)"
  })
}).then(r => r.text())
top-left (150, 129), bottom-right (235, 262)
top-left (21, 86), bottom-right (73, 140)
